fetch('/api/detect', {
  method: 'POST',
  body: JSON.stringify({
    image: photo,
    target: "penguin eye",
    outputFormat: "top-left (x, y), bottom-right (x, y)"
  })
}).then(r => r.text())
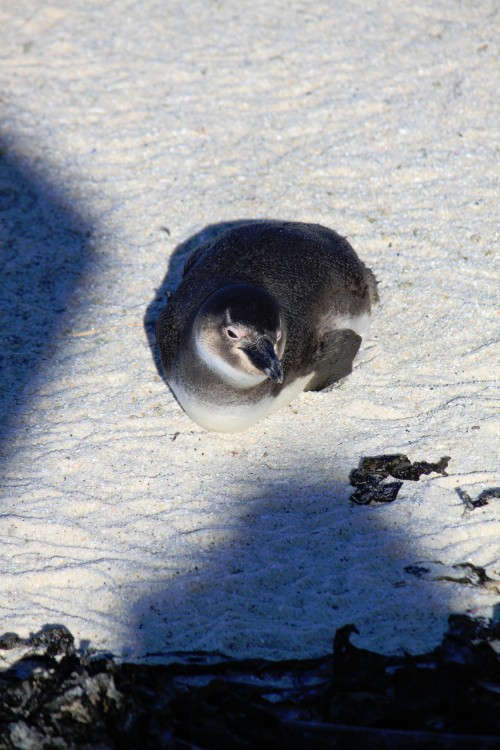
top-left (225, 326), bottom-right (241, 340)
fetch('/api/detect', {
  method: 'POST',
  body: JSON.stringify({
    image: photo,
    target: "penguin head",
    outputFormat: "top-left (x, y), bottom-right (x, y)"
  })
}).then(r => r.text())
top-left (193, 284), bottom-right (286, 389)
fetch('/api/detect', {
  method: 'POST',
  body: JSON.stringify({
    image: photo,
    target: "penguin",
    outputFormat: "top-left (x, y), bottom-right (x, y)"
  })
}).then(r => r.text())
top-left (155, 220), bottom-right (379, 432)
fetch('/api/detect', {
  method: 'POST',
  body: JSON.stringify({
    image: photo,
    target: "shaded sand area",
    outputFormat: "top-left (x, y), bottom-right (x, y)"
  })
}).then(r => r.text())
top-left (0, 0), bottom-right (498, 664)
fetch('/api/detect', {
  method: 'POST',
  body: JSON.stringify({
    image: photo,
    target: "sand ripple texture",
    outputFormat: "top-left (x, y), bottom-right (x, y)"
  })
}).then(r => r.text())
top-left (0, 0), bottom-right (498, 662)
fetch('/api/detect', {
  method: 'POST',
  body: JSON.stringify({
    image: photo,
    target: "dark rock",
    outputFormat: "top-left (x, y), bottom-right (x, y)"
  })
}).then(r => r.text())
top-left (0, 616), bottom-right (499, 749)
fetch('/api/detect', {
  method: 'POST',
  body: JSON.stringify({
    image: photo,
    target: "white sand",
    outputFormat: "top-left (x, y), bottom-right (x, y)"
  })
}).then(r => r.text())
top-left (0, 0), bottom-right (498, 663)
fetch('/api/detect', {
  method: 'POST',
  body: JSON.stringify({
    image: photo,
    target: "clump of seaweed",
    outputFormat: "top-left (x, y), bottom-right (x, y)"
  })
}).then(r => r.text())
top-left (349, 454), bottom-right (450, 505)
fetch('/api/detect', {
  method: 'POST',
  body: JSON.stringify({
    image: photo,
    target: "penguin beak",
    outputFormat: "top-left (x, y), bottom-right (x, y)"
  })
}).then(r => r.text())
top-left (243, 338), bottom-right (284, 384)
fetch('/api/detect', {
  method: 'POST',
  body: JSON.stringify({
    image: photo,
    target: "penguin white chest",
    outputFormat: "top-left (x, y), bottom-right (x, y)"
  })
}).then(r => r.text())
top-left (168, 374), bottom-right (313, 432)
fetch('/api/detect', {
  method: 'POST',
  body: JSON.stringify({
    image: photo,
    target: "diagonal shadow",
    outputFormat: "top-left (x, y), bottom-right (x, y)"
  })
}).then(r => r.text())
top-left (0, 140), bottom-right (94, 458)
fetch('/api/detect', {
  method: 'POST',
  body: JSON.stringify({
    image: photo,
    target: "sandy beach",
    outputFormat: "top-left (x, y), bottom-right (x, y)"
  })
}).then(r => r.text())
top-left (0, 0), bottom-right (498, 664)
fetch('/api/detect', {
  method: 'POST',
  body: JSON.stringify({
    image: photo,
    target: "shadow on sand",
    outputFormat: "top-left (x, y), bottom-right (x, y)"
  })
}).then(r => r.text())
top-left (0, 140), bottom-right (94, 458)
top-left (129, 468), bottom-right (456, 662)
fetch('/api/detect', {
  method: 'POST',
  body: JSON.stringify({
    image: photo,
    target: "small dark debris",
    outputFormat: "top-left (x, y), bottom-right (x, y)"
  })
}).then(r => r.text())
top-left (457, 486), bottom-right (500, 511)
top-left (405, 561), bottom-right (500, 594)
top-left (482, 488), bottom-right (500, 501)
top-left (435, 563), bottom-right (500, 593)
top-left (0, 624), bottom-right (74, 657)
top-left (349, 454), bottom-right (450, 505)
top-left (0, 634), bottom-right (22, 650)
top-left (404, 563), bottom-right (431, 579)
top-left (351, 480), bottom-right (403, 505)
top-left (0, 616), bottom-right (499, 749)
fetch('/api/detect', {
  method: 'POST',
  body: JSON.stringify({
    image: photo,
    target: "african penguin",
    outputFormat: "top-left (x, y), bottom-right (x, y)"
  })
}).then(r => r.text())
top-left (155, 220), bottom-right (379, 432)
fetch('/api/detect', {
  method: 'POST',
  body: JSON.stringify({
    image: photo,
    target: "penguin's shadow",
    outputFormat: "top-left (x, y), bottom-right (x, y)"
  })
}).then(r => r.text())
top-left (143, 219), bottom-right (272, 379)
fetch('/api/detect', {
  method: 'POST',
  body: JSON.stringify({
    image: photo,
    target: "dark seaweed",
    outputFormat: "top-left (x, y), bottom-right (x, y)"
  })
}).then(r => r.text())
top-left (349, 454), bottom-right (450, 505)
top-left (404, 562), bottom-right (500, 594)
top-left (438, 564), bottom-right (499, 592)
top-left (1, 616), bottom-right (499, 749)
top-left (457, 487), bottom-right (500, 511)
top-left (350, 480), bottom-right (403, 505)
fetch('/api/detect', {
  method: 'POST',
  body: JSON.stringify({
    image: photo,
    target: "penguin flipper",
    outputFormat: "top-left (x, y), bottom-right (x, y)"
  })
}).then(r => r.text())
top-left (305, 329), bottom-right (362, 391)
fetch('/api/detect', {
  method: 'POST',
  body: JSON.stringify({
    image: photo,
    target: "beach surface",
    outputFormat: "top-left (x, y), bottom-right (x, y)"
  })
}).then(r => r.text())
top-left (0, 0), bottom-right (498, 663)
